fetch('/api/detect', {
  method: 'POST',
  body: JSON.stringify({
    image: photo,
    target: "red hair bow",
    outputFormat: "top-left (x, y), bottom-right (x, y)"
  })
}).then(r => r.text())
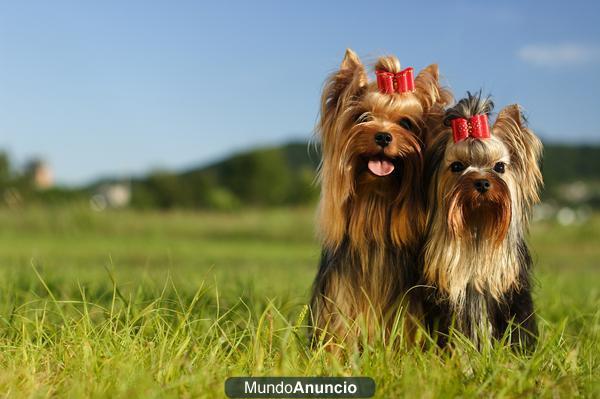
top-left (451, 114), bottom-right (490, 143)
top-left (376, 67), bottom-right (415, 94)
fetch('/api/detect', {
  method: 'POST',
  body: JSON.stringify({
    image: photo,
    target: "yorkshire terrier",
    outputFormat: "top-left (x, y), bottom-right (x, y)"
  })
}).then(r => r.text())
top-left (422, 92), bottom-right (543, 349)
top-left (310, 49), bottom-right (451, 348)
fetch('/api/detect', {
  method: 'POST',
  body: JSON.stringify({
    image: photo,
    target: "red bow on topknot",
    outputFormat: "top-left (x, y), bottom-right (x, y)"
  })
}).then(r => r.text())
top-left (376, 68), bottom-right (415, 94)
top-left (451, 114), bottom-right (490, 143)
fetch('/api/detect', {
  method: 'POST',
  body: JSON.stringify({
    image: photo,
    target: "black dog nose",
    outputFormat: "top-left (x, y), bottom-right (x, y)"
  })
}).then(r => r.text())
top-left (374, 132), bottom-right (392, 147)
top-left (474, 179), bottom-right (491, 193)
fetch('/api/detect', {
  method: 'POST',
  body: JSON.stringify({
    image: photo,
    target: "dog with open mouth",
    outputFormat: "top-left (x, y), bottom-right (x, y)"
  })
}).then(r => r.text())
top-left (422, 92), bottom-right (543, 349)
top-left (310, 49), bottom-right (451, 349)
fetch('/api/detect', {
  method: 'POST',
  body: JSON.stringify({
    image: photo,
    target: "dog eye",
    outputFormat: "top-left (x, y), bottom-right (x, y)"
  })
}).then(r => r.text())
top-left (450, 162), bottom-right (466, 173)
top-left (398, 118), bottom-right (414, 131)
top-left (356, 113), bottom-right (371, 123)
top-left (493, 162), bottom-right (506, 174)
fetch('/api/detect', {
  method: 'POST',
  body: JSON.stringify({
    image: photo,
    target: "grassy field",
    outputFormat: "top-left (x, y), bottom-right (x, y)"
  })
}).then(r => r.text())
top-left (0, 206), bottom-right (598, 398)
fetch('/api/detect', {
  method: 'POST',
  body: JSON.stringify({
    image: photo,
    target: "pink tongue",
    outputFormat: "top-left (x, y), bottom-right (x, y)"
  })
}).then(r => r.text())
top-left (368, 158), bottom-right (395, 176)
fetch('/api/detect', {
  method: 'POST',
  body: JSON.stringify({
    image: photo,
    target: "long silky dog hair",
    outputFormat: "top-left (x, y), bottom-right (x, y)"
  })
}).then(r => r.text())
top-left (310, 49), bottom-right (451, 348)
top-left (422, 92), bottom-right (543, 349)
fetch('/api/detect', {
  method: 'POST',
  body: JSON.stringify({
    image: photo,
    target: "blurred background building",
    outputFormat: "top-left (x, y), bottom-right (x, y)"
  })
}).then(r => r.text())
top-left (25, 159), bottom-right (54, 190)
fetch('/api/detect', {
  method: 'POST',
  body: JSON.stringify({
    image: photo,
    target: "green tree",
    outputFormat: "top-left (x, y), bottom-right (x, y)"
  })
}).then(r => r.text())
top-left (218, 149), bottom-right (293, 206)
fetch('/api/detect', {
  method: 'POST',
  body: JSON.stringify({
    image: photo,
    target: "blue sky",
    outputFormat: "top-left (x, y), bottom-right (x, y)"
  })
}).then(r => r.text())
top-left (0, 1), bottom-right (599, 184)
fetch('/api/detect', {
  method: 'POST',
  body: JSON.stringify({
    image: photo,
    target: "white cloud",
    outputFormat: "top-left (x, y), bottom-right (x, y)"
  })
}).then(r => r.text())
top-left (517, 43), bottom-right (599, 67)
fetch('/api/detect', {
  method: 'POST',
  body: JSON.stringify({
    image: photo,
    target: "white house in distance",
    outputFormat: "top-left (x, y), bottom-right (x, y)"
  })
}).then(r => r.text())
top-left (91, 182), bottom-right (131, 211)
top-left (25, 159), bottom-right (54, 190)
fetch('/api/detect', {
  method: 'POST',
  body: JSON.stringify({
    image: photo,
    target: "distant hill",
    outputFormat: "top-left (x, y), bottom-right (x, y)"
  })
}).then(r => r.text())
top-left (128, 142), bottom-right (321, 209)
top-left (542, 144), bottom-right (600, 186)
top-left (540, 144), bottom-right (600, 208)
top-left (113, 141), bottom-right (600, 209)
top-left (5, 140), bottom-right (599, 209)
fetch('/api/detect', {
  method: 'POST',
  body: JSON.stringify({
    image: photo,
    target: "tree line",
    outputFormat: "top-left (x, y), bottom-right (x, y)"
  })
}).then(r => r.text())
top-left (1, 142), bottom-right (599, 209)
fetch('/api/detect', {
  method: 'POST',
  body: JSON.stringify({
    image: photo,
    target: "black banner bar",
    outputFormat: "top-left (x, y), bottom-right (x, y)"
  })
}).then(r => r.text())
top-left (225, 377), bottom-right (375, 398)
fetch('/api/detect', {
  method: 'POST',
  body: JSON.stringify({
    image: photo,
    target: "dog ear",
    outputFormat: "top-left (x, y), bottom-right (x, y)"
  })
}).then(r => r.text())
top-left (340, 48), bottom-right (364, 71)
top-left (421, 102), bottom-right (448, 149)
top-left (414, 64), bottom-right (453, 146)
top-left (414, 64), bottom-right (452, 112)
top-left (318, 49), bottom-right (367, 146)
top-left (317, 49), bottom-right (367, 250)
top-left (493, 104), bottom-right (543, 214)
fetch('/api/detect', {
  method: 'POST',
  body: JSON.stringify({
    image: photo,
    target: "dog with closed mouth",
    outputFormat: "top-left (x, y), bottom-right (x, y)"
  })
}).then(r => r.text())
top-left (422, 92), bottom-right (543, 349)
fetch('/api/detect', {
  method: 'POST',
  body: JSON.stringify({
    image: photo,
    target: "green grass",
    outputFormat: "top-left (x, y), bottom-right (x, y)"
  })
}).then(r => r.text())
top-left (0, 205), bottom-right (598, 398)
